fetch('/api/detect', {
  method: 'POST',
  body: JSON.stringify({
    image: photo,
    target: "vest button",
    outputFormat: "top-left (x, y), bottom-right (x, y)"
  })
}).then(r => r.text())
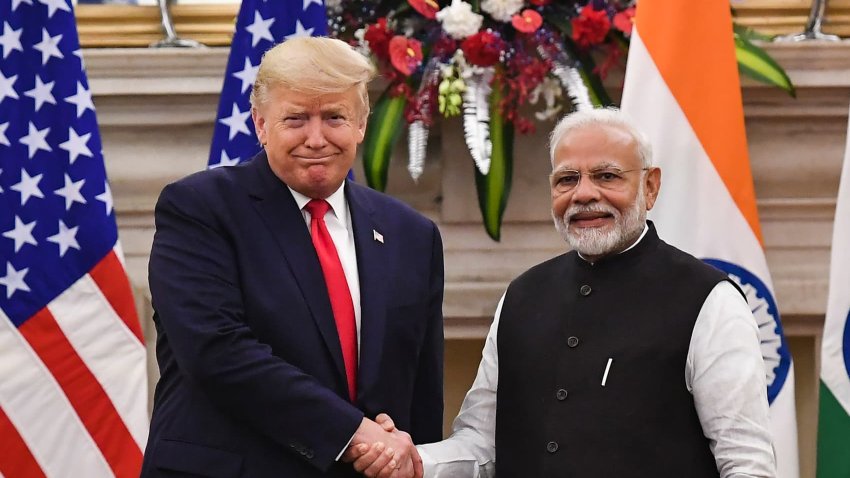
top-left (579, 284), bottom-right (592, 296)
top-left (556, 389), bottom-right (568, 400)
top-left (567, 336), bottom-right (579, 348)
top-left (546, 441), bottom-right (559, 453)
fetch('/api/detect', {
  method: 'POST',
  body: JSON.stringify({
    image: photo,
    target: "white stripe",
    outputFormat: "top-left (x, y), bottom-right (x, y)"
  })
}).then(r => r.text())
top-left (0, 310), bottom-right (112, 477)
top-left (821, 106), bottom-right (850, 413)
top-left (48, 272), bottom-right (149, 450)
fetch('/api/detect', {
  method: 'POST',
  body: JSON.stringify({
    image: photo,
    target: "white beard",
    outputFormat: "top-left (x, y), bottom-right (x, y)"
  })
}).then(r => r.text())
top-left (553, 184), bottom-right (647, 258)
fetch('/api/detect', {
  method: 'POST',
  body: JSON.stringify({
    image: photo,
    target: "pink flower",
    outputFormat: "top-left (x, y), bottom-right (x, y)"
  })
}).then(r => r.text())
top-left (389, 36), bottom-right (423, 76)
top-left (408, 0), bottom-right (439, 20)
top-left (571, 5), bottom-right (611, 48)
top-left (613, 7), bottom-right (636, 36)
top-left (511, 9), bottom-right (543, 34)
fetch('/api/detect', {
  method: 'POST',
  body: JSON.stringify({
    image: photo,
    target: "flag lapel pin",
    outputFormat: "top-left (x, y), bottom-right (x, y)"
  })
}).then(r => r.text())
top-left (373, 230), bottom-right (384, 243)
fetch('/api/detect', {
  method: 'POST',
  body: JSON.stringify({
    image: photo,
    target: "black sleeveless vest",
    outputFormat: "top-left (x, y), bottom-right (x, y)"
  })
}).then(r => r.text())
top-left (496, 223), bottom-right (727, 477)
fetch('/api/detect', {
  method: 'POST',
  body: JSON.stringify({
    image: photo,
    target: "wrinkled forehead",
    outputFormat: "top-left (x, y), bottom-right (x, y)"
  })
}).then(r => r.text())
top-left (553, 124), bottom-right (641, 171)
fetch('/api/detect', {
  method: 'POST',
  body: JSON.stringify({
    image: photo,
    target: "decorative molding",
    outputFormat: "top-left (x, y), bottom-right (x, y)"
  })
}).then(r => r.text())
top-left (74, 2), bottom-right (849, 48)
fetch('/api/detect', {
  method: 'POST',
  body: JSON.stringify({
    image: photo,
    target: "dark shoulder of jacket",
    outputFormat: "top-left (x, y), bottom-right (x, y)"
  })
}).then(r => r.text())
top-left (506, 252), bottom-right (572, 294)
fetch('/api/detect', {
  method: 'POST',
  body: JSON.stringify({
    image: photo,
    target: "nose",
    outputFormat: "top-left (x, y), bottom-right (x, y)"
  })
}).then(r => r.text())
top-left (569, 172), bottom-right (601, 204)
top-left (303, 117), bottom-right (328, 149)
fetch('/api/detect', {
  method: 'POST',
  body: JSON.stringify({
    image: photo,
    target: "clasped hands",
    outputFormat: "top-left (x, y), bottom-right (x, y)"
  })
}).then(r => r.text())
top-left (343, 414), bottom-right (422, 478)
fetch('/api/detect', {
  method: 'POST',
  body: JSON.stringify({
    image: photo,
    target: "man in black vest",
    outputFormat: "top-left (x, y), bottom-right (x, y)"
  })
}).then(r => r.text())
top-left (350, 108), bottom-right (777, 478)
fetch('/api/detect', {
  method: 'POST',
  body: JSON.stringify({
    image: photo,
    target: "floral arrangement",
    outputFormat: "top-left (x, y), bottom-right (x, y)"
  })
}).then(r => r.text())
top-left (326, 0), bottom-right (792, 240)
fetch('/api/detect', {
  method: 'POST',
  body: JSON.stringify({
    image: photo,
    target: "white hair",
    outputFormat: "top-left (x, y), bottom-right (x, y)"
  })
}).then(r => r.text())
top-left (548, 107), bottom-right (653, 168)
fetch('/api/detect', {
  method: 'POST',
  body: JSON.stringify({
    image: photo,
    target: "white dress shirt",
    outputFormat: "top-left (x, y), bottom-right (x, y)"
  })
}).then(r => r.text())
top-left (418, 226), bottom-right (777, 478)
top-left (289, 184), bottom-right (362, 346)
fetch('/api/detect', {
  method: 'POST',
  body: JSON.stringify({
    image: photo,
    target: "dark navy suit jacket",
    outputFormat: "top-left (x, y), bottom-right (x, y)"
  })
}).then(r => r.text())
top-left (141, 153), bottom-right (444, 477)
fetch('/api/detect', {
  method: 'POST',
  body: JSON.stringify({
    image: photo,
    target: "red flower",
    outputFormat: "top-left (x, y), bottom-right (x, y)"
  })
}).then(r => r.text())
top-left (613, 7), bottom-right (636, 36)
top-left (389, 36), bottom-right (423, 76)
top-left (529, 0), bottom-right (551, 5)
top-left (461, 31), bottom-right (505, 67)
top-left (364, 18), bottom-right (392, 60)
top-left (408, 0), bottom-right (439, 20)
top-left (512, 9), bottom-right (543, 34)
top-left (571, 5), bottom-right (611, 48)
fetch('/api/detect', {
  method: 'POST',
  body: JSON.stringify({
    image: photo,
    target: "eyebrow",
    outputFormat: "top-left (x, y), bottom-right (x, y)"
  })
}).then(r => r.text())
top-left (552, 162), bottom-right (622, 174)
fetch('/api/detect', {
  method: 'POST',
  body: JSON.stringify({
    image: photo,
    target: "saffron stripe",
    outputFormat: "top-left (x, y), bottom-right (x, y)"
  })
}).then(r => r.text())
top-left (634, 0), bottom-right (762, 243)
top-left (89, 250), bottom-right (144, 343)
top-left (18, 308), bottom-right (143, 478)
top-left (0, 407), bottom-right (46, 478)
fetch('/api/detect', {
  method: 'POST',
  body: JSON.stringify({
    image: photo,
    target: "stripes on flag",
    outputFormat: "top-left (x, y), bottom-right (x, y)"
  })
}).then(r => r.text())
top-left (621, 1), bottom-right (799, 476)
top-left (207, 0), bottom-right (328, 169)
top-left (0, 0), bottom-right (148, 475)
top-left (816, 105), bottom-right (850, 478)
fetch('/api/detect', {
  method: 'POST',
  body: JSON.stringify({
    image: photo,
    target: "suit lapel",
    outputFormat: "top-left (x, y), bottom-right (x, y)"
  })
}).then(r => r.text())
top-left (347, 182), bottom-right (388, 403)
top-left (245, 154), bottom-right (348, 388)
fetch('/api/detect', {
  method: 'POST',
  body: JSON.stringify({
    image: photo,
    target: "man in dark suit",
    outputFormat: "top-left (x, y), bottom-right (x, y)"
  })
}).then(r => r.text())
top-left (141, 37), bottom-right (444, 478)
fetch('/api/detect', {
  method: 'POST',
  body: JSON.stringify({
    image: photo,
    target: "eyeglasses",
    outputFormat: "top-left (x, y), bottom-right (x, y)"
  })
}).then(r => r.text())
top-left (549, 167), bottom-right (649, 193)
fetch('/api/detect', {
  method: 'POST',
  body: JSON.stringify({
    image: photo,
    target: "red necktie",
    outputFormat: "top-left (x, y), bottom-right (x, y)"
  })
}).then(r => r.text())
top-left (305, 199), bottom-right (357, 402)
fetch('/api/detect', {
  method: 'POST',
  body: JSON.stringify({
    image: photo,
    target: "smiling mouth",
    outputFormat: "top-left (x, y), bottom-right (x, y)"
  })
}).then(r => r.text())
top-left (569, 212), bottom-right (614, 227)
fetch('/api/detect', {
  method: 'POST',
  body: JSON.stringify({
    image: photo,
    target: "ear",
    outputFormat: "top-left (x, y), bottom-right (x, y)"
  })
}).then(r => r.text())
top-left (643, 167), bottom-right (662, 211)
top-left (355, 115), bottom-right (367, 144)
top-left (251, 107), bottom-right (267, 146)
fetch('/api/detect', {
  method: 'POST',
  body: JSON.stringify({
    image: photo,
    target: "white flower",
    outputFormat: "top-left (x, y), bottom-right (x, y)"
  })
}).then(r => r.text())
top-left (480, 0), bottom-right (524, 23)
top-left (436, 0), bottom-right (484, 40)
top-left (531, 76), bottom-right (564, 121)
top-left (325, 0), bottom-right (342, 10)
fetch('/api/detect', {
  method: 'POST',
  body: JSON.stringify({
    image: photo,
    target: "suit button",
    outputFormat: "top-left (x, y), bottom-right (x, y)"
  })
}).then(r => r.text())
top-left (546, 441), bottom-right (559, 453)
top-left (556, 389), bottom-right (568, 401)
top-left (305, 450), bottom-right (315, 459)
top-left (579, 284), bottom-right (592, 296)
top-left (567, 336), bottom-right (579, 348)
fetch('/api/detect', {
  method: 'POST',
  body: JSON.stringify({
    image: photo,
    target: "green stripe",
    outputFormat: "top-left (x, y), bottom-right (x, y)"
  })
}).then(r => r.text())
top-left (817, 381), bottom-right (850, 477)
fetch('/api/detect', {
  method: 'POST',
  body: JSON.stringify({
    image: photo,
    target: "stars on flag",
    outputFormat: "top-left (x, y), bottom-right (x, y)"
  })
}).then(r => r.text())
top-left (0, 262), bottom-right (30, 299)
top-left (33, 28), bottom-right (63, 65)
top-left (245, 11), bottom-right (275, 47)
top-left (0, 0), bottom-right (118, 305)
top-left (0, 22), bottom-right (23, 58)
top-left (219, 103), bottom-right (252, 140)
top-left (46, 220), bottom-right (80, 257)
top-left (65, 81), bottom-right (95, 118)
top-left (2, 216), bottom-right (38, 253)
top-left (54, 174), bottom-right (87, 210)
top-left (207, 0), bottom-right (327, 169)
top-left (232, 58), bottom-right (259, 94)
top-left (59, 127), bottom-right (93, 163)
top-left (19, 122), bottom-right (51, 158)
top-left (24, 75), bottom-right (56, 111)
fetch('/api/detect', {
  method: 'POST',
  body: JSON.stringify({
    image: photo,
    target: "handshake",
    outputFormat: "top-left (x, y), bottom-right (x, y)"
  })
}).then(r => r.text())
top-left (343, 413), bottom-right (424, 478)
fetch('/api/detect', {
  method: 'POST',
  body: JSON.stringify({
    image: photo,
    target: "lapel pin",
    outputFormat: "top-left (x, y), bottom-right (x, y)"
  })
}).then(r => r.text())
top-left (373, 230), bottom-right (384, 243)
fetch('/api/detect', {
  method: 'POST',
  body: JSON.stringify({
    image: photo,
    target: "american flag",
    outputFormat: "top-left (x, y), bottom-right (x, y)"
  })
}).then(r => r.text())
top-left (0, 0), bottom-right (148, 476)
top-left (207, 0), bottom-right (327, 169)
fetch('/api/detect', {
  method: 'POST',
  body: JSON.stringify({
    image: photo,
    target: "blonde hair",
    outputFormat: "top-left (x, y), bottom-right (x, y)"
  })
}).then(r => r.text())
top-left (250, 36), bottom-right (377, 120)
top-left (549, 107), bottom-right (653, 168)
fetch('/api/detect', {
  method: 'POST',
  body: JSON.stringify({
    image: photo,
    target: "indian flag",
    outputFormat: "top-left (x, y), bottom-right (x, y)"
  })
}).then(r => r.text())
top-left (816, 106), bottom-right (850, 477)
top-left (620, 1), bottom-right (799, 477)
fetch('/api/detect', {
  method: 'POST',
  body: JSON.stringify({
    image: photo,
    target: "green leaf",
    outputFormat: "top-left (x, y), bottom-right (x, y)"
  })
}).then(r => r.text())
top-left (735, 34), bottom-right (796, 97)
top-left (474, 78), bottom-right (513, 241)
top-left (362, 89), bottom-right (407, 191)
